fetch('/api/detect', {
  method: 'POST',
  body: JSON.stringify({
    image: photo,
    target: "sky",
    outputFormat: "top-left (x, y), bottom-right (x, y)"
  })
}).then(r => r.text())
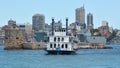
top-left (0, 0), bottom-right (120, 29)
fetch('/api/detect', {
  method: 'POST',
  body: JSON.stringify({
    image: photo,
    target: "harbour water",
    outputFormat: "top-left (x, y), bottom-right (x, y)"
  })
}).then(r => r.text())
top-left (0, 44), bottom-right (120, 68)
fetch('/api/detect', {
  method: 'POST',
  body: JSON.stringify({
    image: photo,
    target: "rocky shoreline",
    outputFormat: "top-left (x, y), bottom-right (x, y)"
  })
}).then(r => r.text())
top-left (4, 42), bottom-right (46, 50)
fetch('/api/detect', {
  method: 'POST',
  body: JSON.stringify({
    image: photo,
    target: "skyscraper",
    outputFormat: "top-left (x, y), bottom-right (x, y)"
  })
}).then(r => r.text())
top-left (87, 13), bottom-right (93, 29)
top-left (75, 6), bottom-right (86, 30)
top-left (75, 6), bottom-right (85, 23)
top-left (32, 14), bottom-right (45, 31)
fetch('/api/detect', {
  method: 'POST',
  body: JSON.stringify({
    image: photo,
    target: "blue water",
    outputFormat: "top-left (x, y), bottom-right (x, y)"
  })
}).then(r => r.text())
top-left (0, 44), bottom-right (120, 68)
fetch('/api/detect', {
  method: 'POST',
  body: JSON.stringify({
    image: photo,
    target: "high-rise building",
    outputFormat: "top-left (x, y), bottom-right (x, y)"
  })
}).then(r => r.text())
top-left (75, 6), bottom-right (85, 23)
top-left (102, 20), bottom-right (108, 26)
top-left (87, 13), bottom-right (93, 29)
top-left (32, 14), bottom-right (45, 31)
top-left (45, 23), bottom-right (51, 32)
top-left (8, 19), bottom-right (16, 26)
top-left (75, 6), bottom-right (86, 30)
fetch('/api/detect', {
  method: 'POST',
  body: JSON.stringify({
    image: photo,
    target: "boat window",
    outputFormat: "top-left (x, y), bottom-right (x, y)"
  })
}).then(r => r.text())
top-left (69, 37), bottom-right (71, 42)
top-left (58, 37), bottom-right (60, 42)
top-left (54, 44), bottom-right (56, 48)
top-left (65, 44), bottom-right (68, 48)
top-left (62, 29), bottom-right (64, 32)
top-left (62, 37), bottom-right (64, 41)
top-left (58, 44), bottom-right (60, 47)
top-left (50, 44), bottom-right (52, 48)
top-left (62, 44), bottom-right (64, 48)
top-left (60, 29), bottom-right (61, 32)
top-left (54, 37), bottom-right (56, 42)
top-left (47, 37), bottom-right (49, 42)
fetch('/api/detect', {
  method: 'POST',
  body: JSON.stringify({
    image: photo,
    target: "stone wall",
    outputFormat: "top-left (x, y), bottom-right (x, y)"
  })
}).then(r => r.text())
top-left (22, 42), bottom-right (46, 50)
top-left (4, 27), bottom-right (25, 50)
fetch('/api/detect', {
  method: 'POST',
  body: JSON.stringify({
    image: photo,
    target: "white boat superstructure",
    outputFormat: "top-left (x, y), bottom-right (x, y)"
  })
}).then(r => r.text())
top-left (46, 18), bottom-right (76, 54)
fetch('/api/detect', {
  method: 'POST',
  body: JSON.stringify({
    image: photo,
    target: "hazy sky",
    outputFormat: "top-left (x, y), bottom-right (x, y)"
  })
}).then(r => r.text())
top-left (0, 0), bottom-right (120, 29)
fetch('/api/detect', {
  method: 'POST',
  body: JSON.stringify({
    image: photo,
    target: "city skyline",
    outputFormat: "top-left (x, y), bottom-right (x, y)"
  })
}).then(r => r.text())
top-left (0, 0), bottom-right (120, 29)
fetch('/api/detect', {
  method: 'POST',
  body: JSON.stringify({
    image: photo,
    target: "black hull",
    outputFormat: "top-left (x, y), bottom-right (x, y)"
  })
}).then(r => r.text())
top-left (46, 50), bottom-right (76, 55)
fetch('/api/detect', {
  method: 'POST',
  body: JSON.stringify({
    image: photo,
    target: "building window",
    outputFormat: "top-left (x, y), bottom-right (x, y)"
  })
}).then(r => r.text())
top-left (62, 37), bottom-right (64, 41)
top-left (48, 37), bottom-right (49, 42)
top-left (54, 44), bottom-right (56, 48)
top-left (38, 44), bottom-right (40, 46)
top-left (50, 44), bottom-right (52, 48)
top-left (58, 44), bottom-right (60, 47)
top-left (54, 37), bottom-right (56, 42)
top-left (58, 37), bottom-right (60, 42)
top-left (16, 37), bottom-right (19, 39)
top-left (5, 37), bottom-right (8, 39)
top-left (62, 44), bottom-right (64, 48)
top-left (65, 44), bottom-right (68, 48)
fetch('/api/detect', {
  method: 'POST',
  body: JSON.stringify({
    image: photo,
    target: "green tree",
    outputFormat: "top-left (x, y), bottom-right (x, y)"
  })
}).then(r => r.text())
top-left (90, 29), bottom-right (100, 36)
